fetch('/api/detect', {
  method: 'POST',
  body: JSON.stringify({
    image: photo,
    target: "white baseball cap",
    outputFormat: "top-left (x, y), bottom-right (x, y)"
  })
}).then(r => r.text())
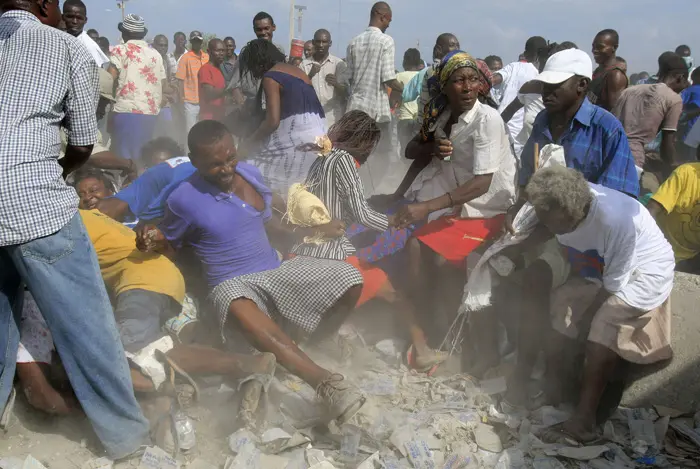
top-left (535, 49), bottom-right (593, 84)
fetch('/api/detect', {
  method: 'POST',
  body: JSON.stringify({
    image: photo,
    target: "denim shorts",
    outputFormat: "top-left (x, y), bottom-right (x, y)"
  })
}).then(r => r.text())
top-left (114, 289), bottom-right (180, 353)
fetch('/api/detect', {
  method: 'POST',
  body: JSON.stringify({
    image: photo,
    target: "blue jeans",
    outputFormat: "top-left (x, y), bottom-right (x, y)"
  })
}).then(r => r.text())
top-left (0, 213), bottom-right (149, 459)
top-left (111, 112), bottom-right (158, 160)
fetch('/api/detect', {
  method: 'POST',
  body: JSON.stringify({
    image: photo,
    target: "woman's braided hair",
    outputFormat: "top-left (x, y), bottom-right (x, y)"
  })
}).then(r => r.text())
top-left (238, 38), bottom-right (286, 81)
top-left (327, 110), bottom-right (381, 163)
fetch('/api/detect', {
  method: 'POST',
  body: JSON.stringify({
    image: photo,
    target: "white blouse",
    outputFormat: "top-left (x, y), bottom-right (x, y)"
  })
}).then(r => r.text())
top-left (406, 100), bottom-right (518, 221)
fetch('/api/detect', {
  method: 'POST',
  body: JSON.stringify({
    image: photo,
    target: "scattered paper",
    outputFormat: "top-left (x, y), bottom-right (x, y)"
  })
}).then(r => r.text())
top-left (81, 457), bottom-right (113, 469)
top-left (138, 447), bottom-right (179, 469)
top-left (404, 440), bottom-right (435, 469)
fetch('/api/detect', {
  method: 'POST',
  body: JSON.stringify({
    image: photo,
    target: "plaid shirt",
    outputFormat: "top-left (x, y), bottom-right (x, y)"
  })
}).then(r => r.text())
top-left (0, 10), bottom-right (98, 246)
top-left (520, 98), bottom-right (640, 197)
top-left (345, 27), bottom-right (396, 123)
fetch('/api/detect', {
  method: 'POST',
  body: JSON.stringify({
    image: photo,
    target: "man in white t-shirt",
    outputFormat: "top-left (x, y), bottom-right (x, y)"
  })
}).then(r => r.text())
top-left (492, 36), bottom-right (547, 158)
top-left (518, 166), bottom-right (674, 443)
top-left (62, 0), bottom-right (109, 68)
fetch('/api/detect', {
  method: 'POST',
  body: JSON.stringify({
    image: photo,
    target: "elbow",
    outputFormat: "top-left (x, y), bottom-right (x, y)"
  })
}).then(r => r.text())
top-left (475, 174), bottom-right (494, 197)
top-left (405, 141), bottom-right (426, 160)
top-left (265, 116), bottom-right (280, 133)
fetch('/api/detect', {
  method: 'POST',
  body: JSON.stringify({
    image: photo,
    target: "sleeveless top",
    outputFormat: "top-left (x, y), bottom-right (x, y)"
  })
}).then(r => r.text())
top-left (588, 65), bottom-right (628, 106)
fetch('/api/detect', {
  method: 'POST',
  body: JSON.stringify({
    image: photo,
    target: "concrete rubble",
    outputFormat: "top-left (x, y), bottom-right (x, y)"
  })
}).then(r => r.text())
top-left (4, 335), bottom-right (700, 469)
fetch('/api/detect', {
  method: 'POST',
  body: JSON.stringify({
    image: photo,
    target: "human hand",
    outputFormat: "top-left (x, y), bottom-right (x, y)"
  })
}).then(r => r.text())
top-left (389, 91), bottom-right (402, 109)
top-left (325, 73), bottom-right (337, 86)
top-left (368, 193), bottom-right (400, 212)
top-left (395, 202), bottom-right (431, 229)
top-left (135, 224), bottom-right (165, 252)
top-left (433, 139), bottom-right (453, 160)
top-left (316, 219), bottom-right (346, 238)
top-left (309, 63), bottom-right (321, 77)
top-left (503, 202), bottom-right (524, 235)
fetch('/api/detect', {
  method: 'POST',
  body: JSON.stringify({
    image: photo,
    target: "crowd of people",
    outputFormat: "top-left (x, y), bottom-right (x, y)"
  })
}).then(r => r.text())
top-left (1, 0), bottom-right (699, 461)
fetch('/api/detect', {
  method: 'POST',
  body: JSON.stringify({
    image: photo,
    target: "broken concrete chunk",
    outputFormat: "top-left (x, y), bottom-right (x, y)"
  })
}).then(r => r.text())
top-left (552, 445), bottom-right (610, 461)
top-left (473, 423), bottom-right (503, 453)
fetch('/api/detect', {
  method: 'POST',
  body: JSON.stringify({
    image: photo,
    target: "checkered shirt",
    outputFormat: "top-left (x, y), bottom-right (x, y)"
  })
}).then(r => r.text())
top-left (0, 10), bottom-right (98, 246)
top-left (345, 27), bottom-right (397, 123)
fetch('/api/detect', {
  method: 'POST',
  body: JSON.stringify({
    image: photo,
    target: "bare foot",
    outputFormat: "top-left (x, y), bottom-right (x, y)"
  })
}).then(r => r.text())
top-left (562, 418), bottom-right (597, 442)
top-left (412, 347), bottom-right (449, 372)
top-left (540, 418), bottom-right (597, 444)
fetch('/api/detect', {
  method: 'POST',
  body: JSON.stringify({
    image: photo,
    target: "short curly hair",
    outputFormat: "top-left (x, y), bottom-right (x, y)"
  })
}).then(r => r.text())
top-left (140, 137), bottom-right (184, 168)
top-left (525, 166), bottom-right (592, 223)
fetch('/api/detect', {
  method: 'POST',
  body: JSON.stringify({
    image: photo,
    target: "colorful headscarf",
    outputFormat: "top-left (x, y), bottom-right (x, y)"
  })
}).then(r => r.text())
top-left (421, 51), bottom-right (493, 141)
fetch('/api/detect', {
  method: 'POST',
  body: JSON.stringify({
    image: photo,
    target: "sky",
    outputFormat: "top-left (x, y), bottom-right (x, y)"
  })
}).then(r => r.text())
top-left (91, 0), bottom-right (700, 74)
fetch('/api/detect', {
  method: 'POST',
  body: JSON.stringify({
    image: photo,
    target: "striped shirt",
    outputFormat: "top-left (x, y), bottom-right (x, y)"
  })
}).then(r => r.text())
top-left (0, 10), bottom-right (98, 246)
top-left (290, 149), bottom-right (389, 260)
top-left (519, 98), bottom-right (640, 197)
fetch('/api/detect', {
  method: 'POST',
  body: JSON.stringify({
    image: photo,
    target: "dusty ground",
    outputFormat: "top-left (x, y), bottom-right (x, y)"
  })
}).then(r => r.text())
top-left (1, 272), bottom-right (699, 468)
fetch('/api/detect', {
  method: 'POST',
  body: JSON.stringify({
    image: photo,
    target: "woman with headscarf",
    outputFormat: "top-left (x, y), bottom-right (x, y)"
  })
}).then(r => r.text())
top-left (345, 56), bottom-right (502, 268)
top-left (393, 51), bottom-right (518, 351)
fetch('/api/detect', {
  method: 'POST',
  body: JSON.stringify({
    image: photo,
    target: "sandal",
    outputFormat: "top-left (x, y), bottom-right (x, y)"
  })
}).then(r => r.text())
top-left (236, 353), bottom-right (277, 430)
top-left (154, 349), bottom-right (200, 408)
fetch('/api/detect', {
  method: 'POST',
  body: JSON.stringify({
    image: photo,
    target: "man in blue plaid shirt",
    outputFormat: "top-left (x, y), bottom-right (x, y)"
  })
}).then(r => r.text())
top-left (0, 0), bottom-right (149, 460)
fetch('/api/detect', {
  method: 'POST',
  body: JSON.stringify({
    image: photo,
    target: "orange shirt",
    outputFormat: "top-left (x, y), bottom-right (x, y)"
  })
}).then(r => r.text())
top-left (176, 50), bottom-right (209, 104)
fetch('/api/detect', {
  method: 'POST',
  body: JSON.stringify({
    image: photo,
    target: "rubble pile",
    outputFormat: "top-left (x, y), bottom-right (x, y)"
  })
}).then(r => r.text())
top-left (3, 336), bottom-right (700, 469)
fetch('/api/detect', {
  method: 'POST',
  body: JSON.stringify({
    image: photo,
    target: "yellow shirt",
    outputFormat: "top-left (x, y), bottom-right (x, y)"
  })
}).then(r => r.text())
top-left (651, 163), bottom-right (700, 262)
top-left (79, 210), bottom-right (186, 303)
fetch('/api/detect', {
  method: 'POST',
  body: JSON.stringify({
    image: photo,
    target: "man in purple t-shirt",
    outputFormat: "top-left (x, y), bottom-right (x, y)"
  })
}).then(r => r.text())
top-left (138, 120), bottom-right (367, 425)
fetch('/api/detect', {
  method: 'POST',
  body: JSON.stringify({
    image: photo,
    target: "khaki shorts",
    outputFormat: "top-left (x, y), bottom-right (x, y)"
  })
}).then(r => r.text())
top-left (550, 277), bottom-right (673, 365)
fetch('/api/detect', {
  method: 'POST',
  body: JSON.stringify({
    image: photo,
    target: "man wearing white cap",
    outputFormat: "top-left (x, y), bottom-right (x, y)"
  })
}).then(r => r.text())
top-left (499, 48), bottom-right (640, 415)
top-left (109, 14), bottom-right (166, 161)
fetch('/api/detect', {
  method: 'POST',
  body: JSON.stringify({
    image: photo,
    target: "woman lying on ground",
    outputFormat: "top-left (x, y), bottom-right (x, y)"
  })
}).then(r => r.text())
top-left (392, 51), bottom-right (518, 347)
top-left (289, 110), bottom-right (448, 371)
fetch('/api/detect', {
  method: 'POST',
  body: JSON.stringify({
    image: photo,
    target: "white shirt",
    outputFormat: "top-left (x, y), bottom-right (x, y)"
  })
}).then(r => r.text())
top-left (556, 183), bottom-right (675, 311)
top-left (497, 61), bottom-right (538, 157)
top-left (515, 93), bottom-right (545, 152)
top-left (76, 30), bottom-right (108, 67)
top-left (345, 26), bottom-right (397, 123)
top-left (407, 100), bottom-right (518, 220)
top-left (300, 55), bottom-right (347, 126)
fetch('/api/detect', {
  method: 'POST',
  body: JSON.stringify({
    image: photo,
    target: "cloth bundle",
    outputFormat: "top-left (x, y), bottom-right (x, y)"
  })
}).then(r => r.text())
top-left (459, 144), bottom-right (566, 313)
top-left (285, 183), bottom-right (332, 245)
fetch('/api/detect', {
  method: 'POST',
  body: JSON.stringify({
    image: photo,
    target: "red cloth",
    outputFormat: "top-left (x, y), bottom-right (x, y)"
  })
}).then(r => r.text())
top-left (346, 256), bottom-right (389, 307)
top-left (198, 62), bottom-right (226, 121)
top-left (413, 215), bottom-right (505, 267)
